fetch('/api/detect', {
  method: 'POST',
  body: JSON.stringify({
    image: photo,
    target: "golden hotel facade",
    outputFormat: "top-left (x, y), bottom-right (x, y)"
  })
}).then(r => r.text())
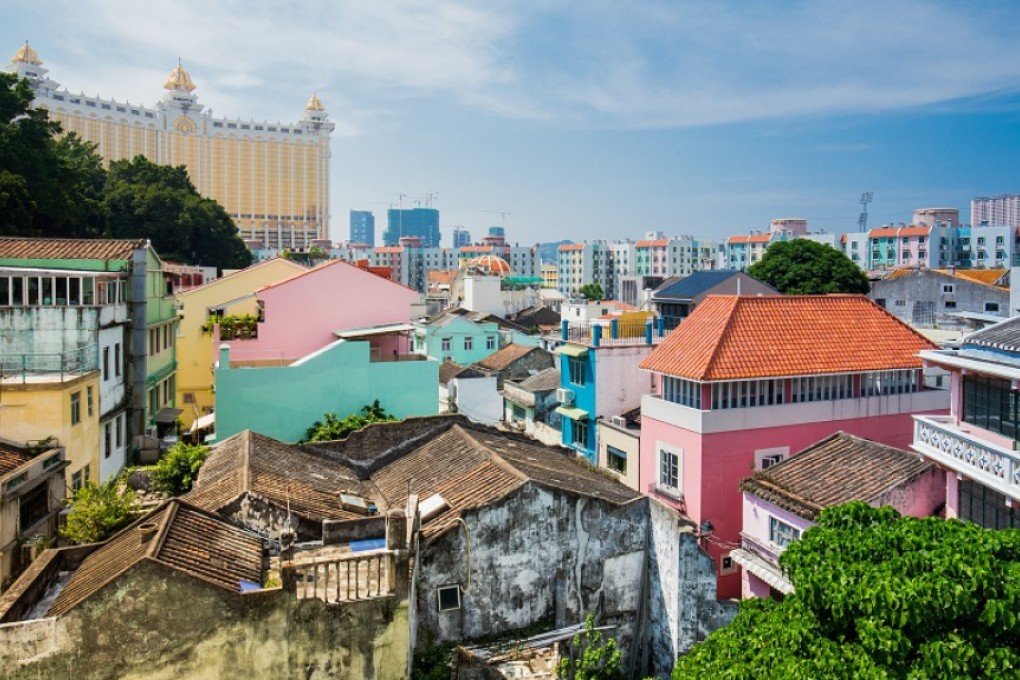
top-left (7, 42), bottom-right (334, 250)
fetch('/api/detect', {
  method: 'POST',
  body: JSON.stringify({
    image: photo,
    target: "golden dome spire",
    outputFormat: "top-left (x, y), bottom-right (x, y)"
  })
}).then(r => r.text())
top-left (163, 60), bottom-right (197, 92)
top-left (305, 92), bottom-right (325, 112)
top-left (12, 41), bottom-right (42, 66)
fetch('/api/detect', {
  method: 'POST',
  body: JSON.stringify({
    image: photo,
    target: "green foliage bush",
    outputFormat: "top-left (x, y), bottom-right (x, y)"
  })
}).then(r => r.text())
top-left (672, 502), bottom-right (1020, 679)
top-left (746, 239), bottom-right (870, 295)
top-left (60, 479), bottom-right (139, 544)
top-left (557, 615), bottom-right (623, 680)
top-left (579, 282), bottom-right (605, 301)
top-left (302, 401), bottom-right (397, 443)
top-left (149, 442), bottom-right (210, 496)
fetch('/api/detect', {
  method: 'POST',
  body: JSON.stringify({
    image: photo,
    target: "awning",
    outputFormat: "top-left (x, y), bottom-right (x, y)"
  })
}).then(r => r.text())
top-left (154, 407), bottom-right (183, 424)
top-left (334, 323), bottom-right (415, 338)
top-left (555, 344), bottom-right (588, 358)
top-left (189, 412), bottom-right (215, 433)
top-left (729, 548), bottom-right (794, 595)
top-left (555, 406), bottom-right (589, 420)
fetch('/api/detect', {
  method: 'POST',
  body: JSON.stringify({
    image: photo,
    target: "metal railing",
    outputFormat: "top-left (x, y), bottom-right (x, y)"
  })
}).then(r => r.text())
top-left (0, 345), bottom-right (98, 383)
top-left (560, 318), bottom-right (669, 346)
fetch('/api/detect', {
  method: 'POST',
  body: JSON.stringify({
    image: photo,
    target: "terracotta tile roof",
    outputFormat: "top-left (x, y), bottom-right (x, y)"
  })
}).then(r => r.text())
top-left (513, 367), bottom-right (562, 392)
top-left (460, 245), bottom-right (493, 253)
top-left (48, 500), bottom-right (264, 617)
top-left (375, 246), bottom-right (403, 254)
top-left (639, 295), bottom-right (937, 380)
top-left (558, 244), bottom-right (584, 252)
top-left (749, 234), bottom-right (771, 243)
top-left (943, 268), bottom-right (1008, 287)
top-left (0, 237), bottom-right (146, 262)
top-left (740, 432), bottom-right (935, 521)
top-left (898, 225), bottom-right (931, 237)
top-left (474, 344), bottom-right (541, 371)
top-left (0, 441), bottom-right (34, 476)
top-left (727, 235), bottom-right (751, 245)
top-left (869, 227), bottom-right (900, 238)
top-left (636, 239), bottom-right (669, 248)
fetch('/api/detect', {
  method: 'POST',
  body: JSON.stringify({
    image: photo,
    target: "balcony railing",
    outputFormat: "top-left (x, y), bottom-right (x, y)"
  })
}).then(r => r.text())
top-left (284, 549), bottom-right (395, 603)
top-left (560, 318), bottom-right (668, 347)
top-left (0, 345), bottom-right (98, 383)
top-left (913, 415), bottom-right (1020, 500)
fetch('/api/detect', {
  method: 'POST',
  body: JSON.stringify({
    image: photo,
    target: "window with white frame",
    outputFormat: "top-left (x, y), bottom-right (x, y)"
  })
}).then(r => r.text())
top-left (791, 374), bottom-right (854, 403)
top-left (437, 585), bottom-right (461, 611)
top-left (862, 369), bottom-right (918, 397)
top-left (569, 356), bottom-right (586, 385)
top-left (769, 516), bottom-right (801, 548)
top-left (464, 337), bottom-right (473, 351)
top-left (658, 445), bottom-right (682, 490)
top-left (662, 376), bottom-right (701, 408)
top-left (486, 336), bottom-right (496, 350)
top-left (710, 379), bottom-right (784, 409)
top-left (571, 420), bottom-right (589, 450)
top-left (441, 337), bottom-right (451, 352)
top-left (755, 447), bottom-right (789, 471)
top-left (606, 446), bottom-right (627, 475)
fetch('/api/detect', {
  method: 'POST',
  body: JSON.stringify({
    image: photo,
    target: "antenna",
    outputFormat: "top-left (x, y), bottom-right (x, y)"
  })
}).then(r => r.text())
top-left (858, 192), bottom-right (874, 233)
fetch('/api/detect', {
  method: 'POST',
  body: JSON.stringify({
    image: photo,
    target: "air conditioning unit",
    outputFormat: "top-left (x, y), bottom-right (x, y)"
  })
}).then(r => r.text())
top-left (610, 415), bottom-right (627, 427)
top-left (556, 388), bottom-right (575, 405)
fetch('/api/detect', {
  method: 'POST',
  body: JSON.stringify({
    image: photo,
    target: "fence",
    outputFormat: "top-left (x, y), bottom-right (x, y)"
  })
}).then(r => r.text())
top-left (0, 345), bottom-right (98, 383)
top-left (284, 549), bottom-right (395, 603)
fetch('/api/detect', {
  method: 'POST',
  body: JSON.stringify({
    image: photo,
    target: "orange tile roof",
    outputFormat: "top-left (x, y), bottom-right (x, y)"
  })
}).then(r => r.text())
top-left (375, 246), bottom-right (403, 254)
top-left (749, 234), bottom-right (771, 243)
top-left (869, 228), bottom-right (899, 238)
top-left (636, 239), bottom-right (669, 248)
top-left (558, 244), bottom-right (584, 251)
top-left (460, 245), bottom-right (493, 253)
top-left (898, 225), bottom-right (931, 237)
top-left (944, 268), bottom-right (1008, 287)
top-left (726, 235), bottom-right (751, 245)
top-left (640, 295), bottom-right (937, 380)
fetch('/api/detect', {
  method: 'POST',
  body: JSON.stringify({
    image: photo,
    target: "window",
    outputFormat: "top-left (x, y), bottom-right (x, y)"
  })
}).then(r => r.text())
top-left (87, 386), bottom-right (94, 416)
top-left (116, 415), bottom-right (123, 448)
top-left (945, 300), bottom-right (957, 309)
top-left (962, 375), bottom-right (1020, 440)
top-left (606, 446), bottom-right (627, 474)
top-left (103, 347), bottom-right (110, 381)
top-left (115, 343), bottom-right (121, 376)
top-left (104, 422), bottom-right (113, 459)
top-left (437, 585), bottom-right (461, 611)
top-left (862, 370), bottom-right (919, 397)
top-left (659, 446), bottom-right (681, 489)
top-left (662, 376), bottom-right (702, 408)
top-left (71, 470), bottom-right (82, 492)
top-left (985, 302), bottom-right (1001, 313)
top-left (568, 356), bottom-right (586, 385)
top-left (441, 337), bottom-right (451, 352)
top-left (942, 284), bottom-right (955, 294)
top-left (464, 337), bottom-right (473, 351)
top-left (712, 378), bottom-right (785, 409)
top-left (71, 391), bottom-right (81, 425)
top-left (571, 421), bottom-right (589, 450)
top-left (791, 374), bottom-right (854, 403)
top-left (894, 299), bottom-right (906, 307)
top-left (769, 517), bottom-right (801, 548)
top-left (958, 480), bottom-right (1020, 530)
top-left (486, 336), bottom-right (496, 350)
top-left (755, 447), bottom-right (789, 471)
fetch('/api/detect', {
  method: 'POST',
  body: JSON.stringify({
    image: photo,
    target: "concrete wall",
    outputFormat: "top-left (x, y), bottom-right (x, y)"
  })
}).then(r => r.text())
top-left (594, 346), bottom-right (656, 418)
top-left (871, 271), bottom-right (1009, 328)
top-left (215, 339), bottom-right (439, 442)
top-left (597, 422), bottom-right (641, 491)
top-left (0, 561), bottom-right (410, 680)
top-left (451, 376), bottom-right (502, 427)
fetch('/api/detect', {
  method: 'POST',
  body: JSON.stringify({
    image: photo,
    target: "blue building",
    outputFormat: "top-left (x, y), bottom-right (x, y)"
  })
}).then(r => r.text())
top-left (453, 227), bottom-right (472, 248)
top-left (350, 210), bottom-right (375, 246)
top-left (384, 208), bottom-right (441, 247)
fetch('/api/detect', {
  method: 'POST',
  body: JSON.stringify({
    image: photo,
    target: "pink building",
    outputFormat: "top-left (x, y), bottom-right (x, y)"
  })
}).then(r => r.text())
top-left (912, 318), bottom-right (1020, 529)
top-left (215, 259), bottom-right (420, 365)
top-left (735, 431), bottom-right (944, 599)
top-left (638, 295), bottom-right (948, 598)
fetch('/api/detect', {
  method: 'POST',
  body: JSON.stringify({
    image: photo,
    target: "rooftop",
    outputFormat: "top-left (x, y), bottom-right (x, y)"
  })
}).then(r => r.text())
top-left (474, 343), bottom-right (543, 372)
top-left (0, 440), bottom-right (38, 476)
top-left (651, 270), bottom-right (741, 301)
top-left (959, 316), bottom-right (1020, 354)
top-left (740, 432), bottom-right (934, 521)
top-left (0, 237), bottom-right (146, 263)
top-left (640, 295), bottom-right (937, 381)
top-left (511, 367), bottom-right (562, 392)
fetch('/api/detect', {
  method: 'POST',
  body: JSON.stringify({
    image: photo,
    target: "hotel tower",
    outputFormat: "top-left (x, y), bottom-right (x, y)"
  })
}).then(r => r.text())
top-left (6, 42), bottom-right (334, 250)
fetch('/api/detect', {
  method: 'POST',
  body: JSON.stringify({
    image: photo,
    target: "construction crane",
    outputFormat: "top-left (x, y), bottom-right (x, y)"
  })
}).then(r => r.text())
top-left (484, 210), bottom-right (511, 230)
top-left (858, 192), bottom-right (874, 232)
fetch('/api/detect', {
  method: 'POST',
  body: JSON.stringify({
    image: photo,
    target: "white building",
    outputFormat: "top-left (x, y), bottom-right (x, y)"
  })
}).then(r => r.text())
top-left (972, 195), bottom-right (1020, 227)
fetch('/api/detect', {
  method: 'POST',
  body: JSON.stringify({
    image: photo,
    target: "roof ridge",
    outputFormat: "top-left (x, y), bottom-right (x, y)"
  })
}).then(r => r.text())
top-left (702, 296), bottom-right (740, 381)
top-left (148, 499), bottom-right (180, 559)
top-left (454, 425), bottom-right (529, 483)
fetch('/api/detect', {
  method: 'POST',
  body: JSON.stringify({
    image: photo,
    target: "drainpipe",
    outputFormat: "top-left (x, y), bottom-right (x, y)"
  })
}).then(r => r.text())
top-left (129, 245), bottom-right (148, 455)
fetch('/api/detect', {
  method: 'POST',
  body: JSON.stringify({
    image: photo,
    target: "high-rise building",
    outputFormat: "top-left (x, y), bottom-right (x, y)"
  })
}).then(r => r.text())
top-left (452, 227), bottom-right (472, 248)
top-left (384, 208), bottom-right (440, 247)
top-left (350, 210), bottom-right (375, 246)
top-left (972, 195), bottom-right (1020, 227)
top-left (6, 42), bottom-right (334, 251)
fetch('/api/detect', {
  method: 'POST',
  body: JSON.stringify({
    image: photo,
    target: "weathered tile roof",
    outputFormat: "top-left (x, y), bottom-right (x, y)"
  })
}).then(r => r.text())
top-left (48, 500), bottom-right (265, 617)
top-left (885, 268), bottom-right (1008, 288)
top-left (740, 432), bottom-right (934, 521)
top-left (639, 295), bottom-right (936, 380)
top-left (0, 237), bottom-right (145, 262)
top-left (0, 441), bottom-right (34, 476)
top-left (513, 367), bottom-right (562, 392)
top-left (651, 271), bottom-right (740, 301)
top-left (439, 361), bottom-right (468, 384)
top-left (475, 344), bottom-right (541, 372)
top-left (184, 431), bottom-right (367, 523)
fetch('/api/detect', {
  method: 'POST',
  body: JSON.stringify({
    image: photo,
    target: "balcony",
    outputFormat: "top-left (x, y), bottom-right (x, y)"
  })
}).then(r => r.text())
top-left (559, 319), bottom-right (667, 347)
top-left (912, 415), bottom-right (1020, 501)
top-left (0, 345), bottom-right (98, 384)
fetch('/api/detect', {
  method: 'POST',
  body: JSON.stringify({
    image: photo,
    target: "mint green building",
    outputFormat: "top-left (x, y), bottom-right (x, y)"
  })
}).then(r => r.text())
top-left (413, 310), bottom-right (539, 365)
top-left (214, 338), bottom-right (439, 443)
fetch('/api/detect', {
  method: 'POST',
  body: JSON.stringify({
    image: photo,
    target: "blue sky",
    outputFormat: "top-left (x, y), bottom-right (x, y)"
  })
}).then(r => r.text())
top-left (5, 1), bottom-right (1020, 246)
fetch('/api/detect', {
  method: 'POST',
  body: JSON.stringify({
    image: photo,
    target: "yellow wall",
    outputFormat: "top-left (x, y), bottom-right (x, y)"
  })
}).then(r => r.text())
top-left (0, 372), bottom-right (101, 488)
top-left (174, 259), bottom-right (305, 427)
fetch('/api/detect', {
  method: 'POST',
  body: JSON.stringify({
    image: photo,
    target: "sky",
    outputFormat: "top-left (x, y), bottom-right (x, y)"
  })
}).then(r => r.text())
top-left (5, 1), bottom-right (1020, 247)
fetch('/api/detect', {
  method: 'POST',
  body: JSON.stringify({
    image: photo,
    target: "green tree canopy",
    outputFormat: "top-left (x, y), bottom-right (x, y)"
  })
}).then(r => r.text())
top-left (747, 239), bottom-right (870, 295)
top-left (302, 401), bottom-right (398, 443)
top-left (149, 442), bottom-right (210, 496)
top-left (579, 282), bottom-right (605, 300)
top-left (672, 503), bottom-right (1020, 679)
top-left (60, 479), bottom-right (140, 544)
top-left (0, 73), bottom-right (253, 271)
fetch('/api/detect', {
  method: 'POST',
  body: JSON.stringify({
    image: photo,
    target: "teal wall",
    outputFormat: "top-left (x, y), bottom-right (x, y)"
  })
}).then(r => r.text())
top-left (215, 339), bottom-right (439, 442)
top-left (415, 316), bottom-right (540, 364)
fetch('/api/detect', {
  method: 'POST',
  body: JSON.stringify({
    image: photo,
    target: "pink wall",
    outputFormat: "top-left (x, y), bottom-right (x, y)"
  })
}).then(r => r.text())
top-left (641, 409), bottom-right (943, 599)
top-left (222, 261), bottom-right (418, 363)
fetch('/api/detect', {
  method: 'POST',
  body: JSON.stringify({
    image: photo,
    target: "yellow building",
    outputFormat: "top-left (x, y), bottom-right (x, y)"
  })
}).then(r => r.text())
top-left (0, 371), bottom-right (101, 491)
top-left (174, 258), bottom-right (305, 428)
top-left (7, 42), bottom-right (335, 251)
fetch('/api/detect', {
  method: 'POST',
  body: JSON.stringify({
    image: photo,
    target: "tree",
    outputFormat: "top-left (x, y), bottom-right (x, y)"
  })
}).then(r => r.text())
top-left (557, 615), bottom-right (623, 680)
top-left (579, 282), bottom-right (605, 301)
top-left (302, 401), bottom-right (398, 443)
top-left (104, 156), bottom-right (252, 272)
top-left (149, 442), bottom-right (210, 496)
top-left (672, 503), bottom-right (1020, 679)
top-left (60, 479), bottom-right (140, 544)
top-left (747, 239), bottom-right (870, 295)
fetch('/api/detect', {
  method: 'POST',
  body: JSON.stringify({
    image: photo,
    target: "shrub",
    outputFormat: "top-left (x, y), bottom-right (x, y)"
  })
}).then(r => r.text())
top-left (61, 479), bottom-right (139, 544)
top-left (149, 442), bottom-right (210, 496)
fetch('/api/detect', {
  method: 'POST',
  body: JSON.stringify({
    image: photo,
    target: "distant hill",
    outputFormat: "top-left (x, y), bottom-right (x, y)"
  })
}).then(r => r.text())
top-left (538, 240), bottom-right (572, 264)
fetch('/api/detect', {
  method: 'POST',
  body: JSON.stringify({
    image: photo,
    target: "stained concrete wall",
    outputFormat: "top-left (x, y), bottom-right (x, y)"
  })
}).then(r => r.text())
top-left (0, 560), bottom-right (410, 680)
